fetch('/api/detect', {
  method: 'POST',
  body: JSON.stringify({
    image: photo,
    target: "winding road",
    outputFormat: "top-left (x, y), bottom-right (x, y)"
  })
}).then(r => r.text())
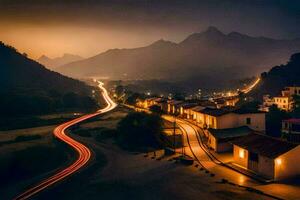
top-left (14, 81), bottom-right (117, 200)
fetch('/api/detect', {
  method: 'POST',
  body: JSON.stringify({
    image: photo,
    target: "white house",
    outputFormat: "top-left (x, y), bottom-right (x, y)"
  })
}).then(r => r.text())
top-left (231, 134), bottom-right (300, 180)
top-left (192, 107), bottom-right (265, 132)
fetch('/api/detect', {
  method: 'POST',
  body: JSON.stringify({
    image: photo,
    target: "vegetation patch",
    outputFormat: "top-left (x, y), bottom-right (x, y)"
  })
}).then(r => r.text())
top-left (115, 112), bottom-right (164, 151)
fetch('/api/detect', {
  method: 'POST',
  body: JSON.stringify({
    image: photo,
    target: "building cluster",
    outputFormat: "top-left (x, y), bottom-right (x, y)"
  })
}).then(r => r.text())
top-left (260, 86), bottom-right (300, 143)
top-left (261, 86), bottom-right (300, 112)
top-left (136, 96), bottom-right (300, 181)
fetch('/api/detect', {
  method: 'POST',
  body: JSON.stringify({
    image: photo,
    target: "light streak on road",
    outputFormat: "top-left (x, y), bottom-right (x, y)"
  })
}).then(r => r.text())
top-left (224, 77), bottom-right (261, 98)
top-left (241, 77), bottom-right (261, 94)
top-left (14, 81), bottom-right (117, 200)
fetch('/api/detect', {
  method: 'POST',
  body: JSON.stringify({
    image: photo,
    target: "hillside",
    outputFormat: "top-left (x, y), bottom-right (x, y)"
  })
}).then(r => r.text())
top-left (0, 42), bottom-right (98, 115)
top-left (37, 53), bottom-right (83, 69)
top-left (250, 52), bottom-right (300, 100)
top-left (57, 26), bottom-right (300, 90)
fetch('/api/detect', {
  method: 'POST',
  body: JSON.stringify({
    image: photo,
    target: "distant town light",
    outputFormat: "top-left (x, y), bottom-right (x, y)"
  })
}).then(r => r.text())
top-left (239, 149), bottom-right (245, 158)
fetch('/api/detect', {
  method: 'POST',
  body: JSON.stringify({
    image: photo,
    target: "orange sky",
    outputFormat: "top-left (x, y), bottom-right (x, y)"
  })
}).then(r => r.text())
top-left (0, 24), bottom-right (184, 59)
top-left (0, 1), bottom-right (298, 59)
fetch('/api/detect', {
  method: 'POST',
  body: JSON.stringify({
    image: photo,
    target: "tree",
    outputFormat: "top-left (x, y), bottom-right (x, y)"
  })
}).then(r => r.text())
top-left (116, 112), bottom-right (163, 150)
top-left (149, 105), bottom-right (163, 115)
top-left (125, 93), bottom-right (143, 105)
top-left (115, 85), bottom-right (124, 97)
top-left (266, 105), bottom-right (289, 137)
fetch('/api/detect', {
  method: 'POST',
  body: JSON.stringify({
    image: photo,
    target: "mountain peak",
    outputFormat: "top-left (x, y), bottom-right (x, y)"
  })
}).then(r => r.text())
top-left (39, 55), bottom-right (49, 59)
top-left (149, 39), bottom-right (177, 47)
top-left (204, 26), bottom-right (224, 36)
top-left (227, 31), bottom-right (249, 39)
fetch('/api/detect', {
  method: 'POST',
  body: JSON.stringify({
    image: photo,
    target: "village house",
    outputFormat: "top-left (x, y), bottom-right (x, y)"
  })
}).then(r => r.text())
top-left (187, 106), bottom-right (206, 121)
top-left (282, 118), bottom-right (300, 143)
top-left (178, 103), bottom-right (199, 118)
top-left (136, 97), bottom-right (166, 109)
top-left (231, 134), bottom-right (300, 180)
top-left (281, 86), bottom-right (300, 97)
top-left (260, 95), bottom-right (274, 112)
top-left (273, 96), bottom-right (292, 111)
top-left (214, 97), bottom-right (239, 108)
top-left (263, 86), bottom-right (300, 112)
top-left (207, 126), bottom-right (253, 153)
top-left (167, 100), bottom-right (184, 114)
top-left (191, 107), bottom-right (265, 132)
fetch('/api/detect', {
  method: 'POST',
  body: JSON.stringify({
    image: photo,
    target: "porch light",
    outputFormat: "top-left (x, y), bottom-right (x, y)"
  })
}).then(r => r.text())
top-left (276, 158), bottom-right (282, 165)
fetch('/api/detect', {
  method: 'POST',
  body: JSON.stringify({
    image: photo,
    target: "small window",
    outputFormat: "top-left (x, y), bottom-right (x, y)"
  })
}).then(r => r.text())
top-left (284, 122), bottom-right (288, 129)
top-left (246, 118), bottom-right (251, 125)
top-left (249, 152), bottom-right (258, 162)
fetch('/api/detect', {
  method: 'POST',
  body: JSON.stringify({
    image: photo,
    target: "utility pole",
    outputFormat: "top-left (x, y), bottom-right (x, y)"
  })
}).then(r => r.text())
top-left (173, 113), bottom-right (176, 153)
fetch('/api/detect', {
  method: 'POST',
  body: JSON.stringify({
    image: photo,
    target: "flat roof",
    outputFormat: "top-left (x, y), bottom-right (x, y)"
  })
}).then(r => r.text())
top-left (208, 126), bottom-right (253, 140)
top-left (231, 134), bottom-right (298, 159)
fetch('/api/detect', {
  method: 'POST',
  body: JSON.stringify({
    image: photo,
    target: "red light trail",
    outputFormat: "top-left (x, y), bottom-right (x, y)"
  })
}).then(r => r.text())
top-left (14, 81), bottom-right (117, 200)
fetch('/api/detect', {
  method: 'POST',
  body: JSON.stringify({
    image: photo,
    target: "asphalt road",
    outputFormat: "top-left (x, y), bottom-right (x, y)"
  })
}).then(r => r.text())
top-left (14, 81), bottom-right (117, 200)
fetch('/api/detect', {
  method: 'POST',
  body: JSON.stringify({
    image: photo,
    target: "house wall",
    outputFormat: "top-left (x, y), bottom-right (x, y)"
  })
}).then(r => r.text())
top-left (216, 142), bottom-right (232, 153)
top-left (274, 97), bottom-right (291, 111)
top-left (208, 134), bottom-right (217, 151)
top-left (194, 112), bottom-right (205, 127)
top-left (215, 113), bottom-right (265, 131)
top-left (275, 145), bottom-right (300, 180)
top-left (233, 145), bottom-right (248, 168)
top-left (205, 115), bottom-right (217, 129)
top-left (216, 113), bottom-right (238, 129)
top-left (258, 155), bottom-right (274, 179)
top-left (237, 113), bottom-right (265, 131)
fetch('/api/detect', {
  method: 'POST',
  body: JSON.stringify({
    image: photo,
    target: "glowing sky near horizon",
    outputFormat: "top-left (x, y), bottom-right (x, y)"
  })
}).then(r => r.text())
top-left (0, 0), bottom-right (299, 59)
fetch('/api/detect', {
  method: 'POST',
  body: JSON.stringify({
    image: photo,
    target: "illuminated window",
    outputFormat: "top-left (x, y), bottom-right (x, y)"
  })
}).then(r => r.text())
top-left (239, 149), bottom-right (245, 158)
top-left (276, 158), bottom-right (282, 165)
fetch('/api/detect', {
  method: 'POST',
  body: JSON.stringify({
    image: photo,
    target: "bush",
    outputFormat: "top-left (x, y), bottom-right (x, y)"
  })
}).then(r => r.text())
top-left (116, 112), bottom-right (163, 151)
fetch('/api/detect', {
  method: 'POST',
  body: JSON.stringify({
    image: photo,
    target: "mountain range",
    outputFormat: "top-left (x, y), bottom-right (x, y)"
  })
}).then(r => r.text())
top-left (0, 42), bottom-right (97, 115)
top-left (37, 53), bottom-right (83, 69)
top-left (56, 26), bottom-right (300, 91)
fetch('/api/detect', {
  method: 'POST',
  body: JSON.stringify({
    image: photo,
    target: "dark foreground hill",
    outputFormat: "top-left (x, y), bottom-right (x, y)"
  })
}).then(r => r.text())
top-left (57, 26), bottom-right (300, 90)
top-left (0, 42), bottom-right (98, 116)
top-left (250, 53), bottom-right (300, 100)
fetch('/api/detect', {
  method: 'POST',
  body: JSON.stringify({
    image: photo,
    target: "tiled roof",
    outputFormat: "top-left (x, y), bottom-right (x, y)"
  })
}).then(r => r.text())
top-left (231, 134), bottom-right (298, 158)
top-left (208, 126), bottom-right (253, 140)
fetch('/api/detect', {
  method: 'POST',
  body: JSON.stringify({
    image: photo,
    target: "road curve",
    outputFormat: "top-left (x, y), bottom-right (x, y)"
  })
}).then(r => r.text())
top-left (14, 81), bottom-right (117, 200)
